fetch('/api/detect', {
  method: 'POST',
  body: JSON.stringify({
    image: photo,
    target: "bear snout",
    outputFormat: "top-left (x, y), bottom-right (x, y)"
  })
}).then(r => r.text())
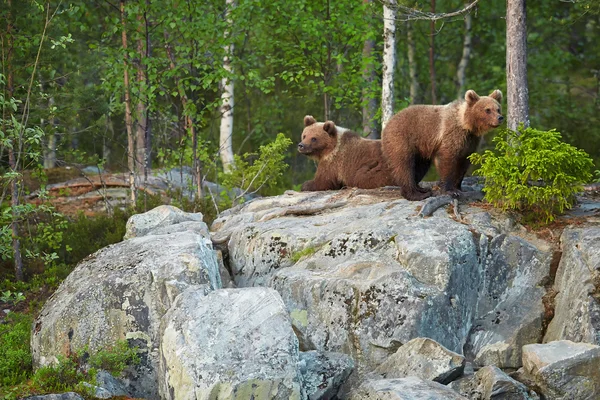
top-left (298, 142), bottom-right (305, 150)
top-left (498, 115), bottom-right (504, 122)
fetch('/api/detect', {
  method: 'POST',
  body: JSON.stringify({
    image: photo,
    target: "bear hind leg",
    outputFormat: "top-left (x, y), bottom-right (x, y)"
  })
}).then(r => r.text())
top-left (414, 156), bottom-right (432, 194)
top-left (389, 154), bottom-right (431, 201)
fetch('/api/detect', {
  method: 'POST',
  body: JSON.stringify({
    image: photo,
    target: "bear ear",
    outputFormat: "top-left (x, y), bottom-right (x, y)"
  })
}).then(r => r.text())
top-left (304, 115), bottom-right (317, 127)
top-left (489, 89), bottom-right (503, 102)
top-left (465, 90), bottom-right (480, 106)
top-left (323, 121), bottom-right (337, 136)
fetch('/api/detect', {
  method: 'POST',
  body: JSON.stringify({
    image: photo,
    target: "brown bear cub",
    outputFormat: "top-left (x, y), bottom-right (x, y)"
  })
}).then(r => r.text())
top-left (298, 115), bottom-right (395, 191)
top-left (381, 89), bottom-right (504, 200)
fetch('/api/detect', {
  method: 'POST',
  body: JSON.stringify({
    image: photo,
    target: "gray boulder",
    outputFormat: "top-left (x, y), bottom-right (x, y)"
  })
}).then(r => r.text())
top-left (31, 230), bottom-right (221, 399)
top-left (299, 351), bottom-right (354, 400)
top-left (159, 287), bottom-right (302, 400)
top-left (349, 376), bottom-right (468, 400)
top-left (374, 337), bottom-right (465, 384)
top-left (450, 365), bottom-right (537, 399)
top-left (212, 190), bottom-right (551, 374)
top-left (465, 234), bottom-right (551, 369)
top-left (521, 340), bottom-right (600, 399)
top-left (544, 228), bottom-right (600, 345)
top-left (124, 205), bottom-right (207, 239)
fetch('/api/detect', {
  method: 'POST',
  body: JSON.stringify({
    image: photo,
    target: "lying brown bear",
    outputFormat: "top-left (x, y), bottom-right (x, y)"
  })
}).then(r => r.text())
top-left (298, 115), bottom-right (395, 191)
top-left (381, 89), bottom-right (504, 200)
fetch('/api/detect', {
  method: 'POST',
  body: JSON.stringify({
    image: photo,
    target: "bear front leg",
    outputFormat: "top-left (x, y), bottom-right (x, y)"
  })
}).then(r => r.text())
top-left (437, 155), bottom-right (467, 197)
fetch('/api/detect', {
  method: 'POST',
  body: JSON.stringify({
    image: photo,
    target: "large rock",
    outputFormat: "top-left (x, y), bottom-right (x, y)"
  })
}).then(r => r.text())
top-left (349, 377), bottom-right (468, 400)
top-left (521, 340), bottom-right (600, 399)
top-left (159, 287), bottom-right (302, 400)
top-left (23, 394), bottom-right (84, 400)
top-left (544, 228), bottom-right (600, 345)
top-left (31, 227), bottom-right (221, 399)
top-left (212, 190), bottom-right (551, 373)
top-left (124, 205), bottom-right (207, 239)
top-left (465, 233), bottom-right (551, 369)
top-left (374, 337), bottom-right (465, 384)
top-left (299, 351), bottom-right (354, 400)
top-left (450, 365), bottom-right (536, 399)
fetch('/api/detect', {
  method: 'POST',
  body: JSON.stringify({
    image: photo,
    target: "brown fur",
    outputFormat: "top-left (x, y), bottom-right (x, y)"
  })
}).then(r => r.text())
top-left (298, 115), bottom-right (395, 191)
top-left (381, 89), bottom-right (504, 200)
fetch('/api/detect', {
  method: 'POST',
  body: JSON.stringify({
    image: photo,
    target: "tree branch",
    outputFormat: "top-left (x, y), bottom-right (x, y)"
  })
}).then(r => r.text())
top-left (380, 0), bottom-right (481, 22)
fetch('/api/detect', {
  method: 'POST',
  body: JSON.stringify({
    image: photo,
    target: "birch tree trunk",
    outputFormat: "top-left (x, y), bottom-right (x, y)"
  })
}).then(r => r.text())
top-left (429, 0), bottom-right (437, 105)
top-left (121, 0), bottom-right (136, 207)
top-left (362, 0), bottom-right (378, 138)
top-left (455, 10), bottom-right (472, 98)
top-left (506, 0), bottom-right (530, 131)
top-left (43, 95), bottom-right (57, 169)
top-left (219, 0), bottom-right (235, 173)
top-left (407, 22), bottom-right (419, 104)
top-left (381, 0), bottom-right (397, 130)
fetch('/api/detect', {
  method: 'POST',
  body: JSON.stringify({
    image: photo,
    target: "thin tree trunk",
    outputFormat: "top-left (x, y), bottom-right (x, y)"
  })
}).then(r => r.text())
top-left (104, 114), bottom-right (113, 166)
top-left (407, 22), bottom-right (419, 105)
top-left (381, 0), bottom-right (397, 130)
top-left (362, 0), bottom-right (378, 138)
top-left (43, 95), bottom-right (57, 169)
top-left (219, 0), bottom-right (235, 173)
top-left (429, 0), bottom-right (437, 105)
top-left (506, 0), bottom-right (530, 131)
top-left (135, 16), bottom-right (147, 175)
top-left (164, 30), bottom-right (202, 199)
top-left (5, 0), bottom-right (23, 281)
top-left (121, 0), bottom-right (136, 207)
top-left (456, 9), bottom-right (472, 99)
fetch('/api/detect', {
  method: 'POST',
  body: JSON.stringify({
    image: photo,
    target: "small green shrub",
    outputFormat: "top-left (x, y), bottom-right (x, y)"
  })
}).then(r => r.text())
top-left (0, 313), bottom-right (33, 387)
top-left (470, 125), bottom-right (594, 223)
top-left (31, 355), bottom-right (85, 392)
top-left (88, 340), bottom-right (140, 376)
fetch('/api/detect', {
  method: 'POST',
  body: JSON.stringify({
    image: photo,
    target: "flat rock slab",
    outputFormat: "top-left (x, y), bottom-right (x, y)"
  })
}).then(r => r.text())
top-left (159, 287), bottom-right (302, 400)
top-left (124, 205), bottom-right (207, 239)
top-left (522, 340), bottom-right (600, 399)
top-left (375, 337), bottom-right (465, 384)
top-left (349, 376), bottom-right (468, 400)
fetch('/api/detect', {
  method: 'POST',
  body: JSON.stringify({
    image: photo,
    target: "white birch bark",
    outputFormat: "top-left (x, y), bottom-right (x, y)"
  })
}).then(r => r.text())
top-left (506, 0), bottom-right (530, 131)
top-left (381, 0), bottom-right (397, 130)
top-left (219, 0), bottom-right (235, 173)
top-left (455, 11), bottom-right (472, 99)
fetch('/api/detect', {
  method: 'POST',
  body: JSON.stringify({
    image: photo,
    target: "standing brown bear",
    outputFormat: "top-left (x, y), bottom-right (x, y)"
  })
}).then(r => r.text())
top-left (381, 89), bottom-right (504, 200)
top-left (298, 115), bottom-right (394, 191)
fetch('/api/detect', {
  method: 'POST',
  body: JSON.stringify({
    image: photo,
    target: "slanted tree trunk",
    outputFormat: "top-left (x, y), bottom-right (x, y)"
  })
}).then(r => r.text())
top-left (429, 0), bottom-right (437, 105)
top-left (506, 0), bottom-right (529, 131)
top-left (381, 0), bottom-right (397, 130)
top-left (121, 0), bottom-right (136, 207)
top-left (219, 0), bottom-right (235, 173)
top-left (5, 0), bottom-right (23, 281)
top-left (406, 22), bottom-right (419, 104)
top-left (362, 0), bottom-right (378, 138)
top-left (455, 8), bottom-right (472, 98)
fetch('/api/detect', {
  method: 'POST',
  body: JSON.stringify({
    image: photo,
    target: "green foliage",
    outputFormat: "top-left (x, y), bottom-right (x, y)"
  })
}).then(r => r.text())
top-left (31, 355), bottom-right (86, 393)
top-left (470, 126), bottom-right (594, 223)
top-left (0, 313), bottom-right (33, 387)
top-left (219, 133), bottom-right (293, 207)
top-left (0, 290), bottom-right (25, 305)
top-left (290, 246), bottom-right (317, 263)
top-left (88, 340), bottom-right (140, 376)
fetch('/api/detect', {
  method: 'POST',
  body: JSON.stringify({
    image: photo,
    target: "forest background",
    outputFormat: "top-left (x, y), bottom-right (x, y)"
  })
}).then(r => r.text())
top-left (0, 0), bottom-right (599, 394)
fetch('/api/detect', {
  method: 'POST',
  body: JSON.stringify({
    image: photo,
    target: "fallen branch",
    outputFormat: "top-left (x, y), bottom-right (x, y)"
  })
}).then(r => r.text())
top-left (417, 191), bottom-right (484, 218)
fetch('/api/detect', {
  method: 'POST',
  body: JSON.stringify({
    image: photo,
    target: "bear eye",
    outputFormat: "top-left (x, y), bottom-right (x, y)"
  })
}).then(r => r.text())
top-left (302, 135), bottom-right (306, 140)
top-left (486, 109), bottom-right (491, 114)
top-left (497, 109), bottom-right (500, 113)
top-left (311, 138), bottom-right (317, 143)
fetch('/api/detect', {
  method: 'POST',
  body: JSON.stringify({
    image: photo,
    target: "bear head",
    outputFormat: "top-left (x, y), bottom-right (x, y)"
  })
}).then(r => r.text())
top-left (297, 115), bottom-right (338, 160)
top-left (463, 89), bottom-right (504, 135)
